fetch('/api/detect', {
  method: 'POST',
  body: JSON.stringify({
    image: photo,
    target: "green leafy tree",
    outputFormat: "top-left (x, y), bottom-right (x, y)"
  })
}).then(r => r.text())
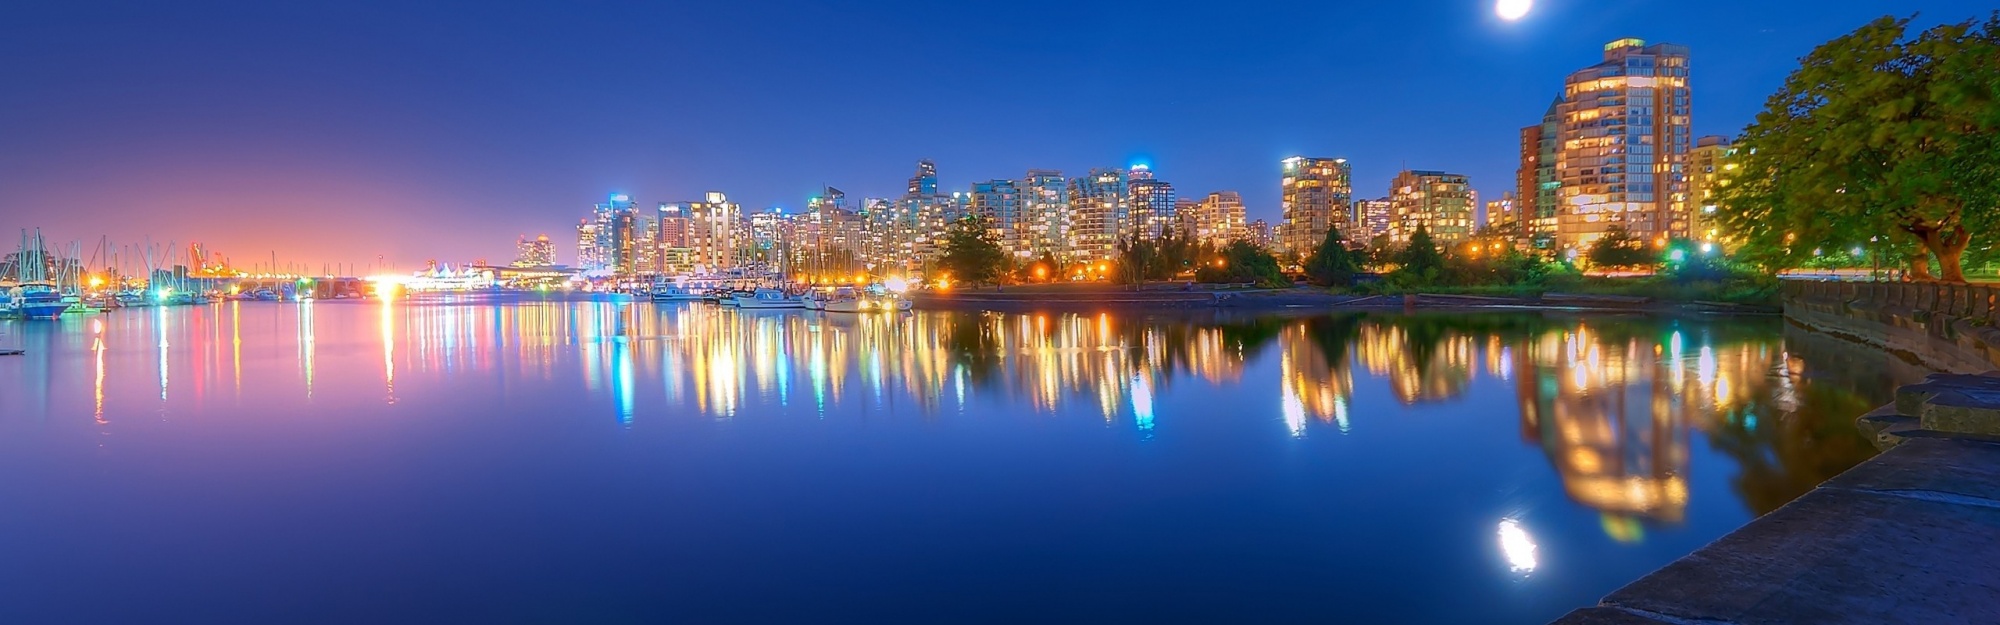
top-left (937, 215), bottom-right (1006, 285)
top-left (1195, 240), bottom-right (1290, 288)
top-left (1304, 227), bottom-right (1360, 287)
top-left (1391, 225), bottom-right (1445, 286)
top-left (1586, 226), bottom-right (1660, 269)
top-left (1718, 14), bottom-right (2000, 282)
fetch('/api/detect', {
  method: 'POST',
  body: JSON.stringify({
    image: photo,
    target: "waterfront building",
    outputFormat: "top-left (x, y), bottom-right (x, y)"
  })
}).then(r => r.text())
top-left (1246, 219), bottom-right (1275, 250)
top-left (1486, 192), bottom-right (1521, 239)
top-left (1127, 165), bottom-right (1178, 240)
top-left (969, 179), bottom-right (1029, 259)
top-left (1067, 168), bottom-right (1129, 262)
top-left (1022, 169), bottom-right (1069, 260)
top-left (673, 191), bottom-right (742, 272)
top-left (587, 193), bottom-right (638, 274)
top-left (513, 235), bottom-right (555, 268)
top-left (575, 220), bottom-right (602, 270)
top-left (1688, 135), bottom-right (1736, 246)
top-left (1188, 191), bottom-right (1246, 246)
top-left (1389, 170), bottom-right (1475, 243)
top-left (908, 159), bottom-right (938, 197)
top-left (1551, 38), bottom-right (1693, 250)
top-left (1279, 157), bottom-right (1354, 255)
top-left (1354, 198), bottom-right (1393, 244)
top-left (1517, 98), bottom-right (1562, 249)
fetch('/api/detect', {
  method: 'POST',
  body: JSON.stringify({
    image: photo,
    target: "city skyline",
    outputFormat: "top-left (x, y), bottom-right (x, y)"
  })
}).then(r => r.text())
top-left (2, 0), bottom-right (1991, 266)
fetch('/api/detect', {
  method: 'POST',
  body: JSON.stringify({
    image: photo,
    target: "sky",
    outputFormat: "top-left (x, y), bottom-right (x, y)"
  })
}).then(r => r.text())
top-left (0, 0), bottom-right (1990, 270)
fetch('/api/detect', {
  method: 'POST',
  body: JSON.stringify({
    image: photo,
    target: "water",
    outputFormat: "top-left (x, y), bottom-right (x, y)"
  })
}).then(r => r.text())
top-left (0, 297), bottom-right (1913, 624)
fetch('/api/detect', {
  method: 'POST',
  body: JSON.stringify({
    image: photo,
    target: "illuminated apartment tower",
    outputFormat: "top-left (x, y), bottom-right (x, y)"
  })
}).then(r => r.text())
top-left (1247, 219), bottom-right (1275, 250)
top-left (1517, 98), bottom-right (1562, 249)
top-left (671, 192), bottom-right (740, 272)
top-left (1126, 165), bottom-right (1177, 240)
top-left (656, 203), bottom-right (694, 273)
top-left (1486, 192), bottom-right (1521, 240)
top-left (575, 220), bottom-right (602, 270)
top-left (514, 235), bottom-right (555, 268)
top-left (1353, 198), bottom-right (1393, 244)
top-left (1389, 170), bottom-right (1475, 243)
top-left (1189, 191), bottom-right (1246, 246)
top-left (1687, 135), bottom-right (1735, 245)
top-left (1067, 168), bottom-right (1129, 262)
top-left (1554, 38), bottom-right (1693, 249)
top-left (1022, 170), bottom-right (1069, 259)
top-left (969, 179), bottom-right (1028, 258)
top-left (908, 159), bottom-right (938, 197)
top-left (1279, 157), bottom-right (1354, 255)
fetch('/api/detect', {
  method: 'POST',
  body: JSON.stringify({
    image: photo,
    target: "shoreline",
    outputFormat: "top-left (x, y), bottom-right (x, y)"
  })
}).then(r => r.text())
top-left (910, 286), bottom-right (1778, 316)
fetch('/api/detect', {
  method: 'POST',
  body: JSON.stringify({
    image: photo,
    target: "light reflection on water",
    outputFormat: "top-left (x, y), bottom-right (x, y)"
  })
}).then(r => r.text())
top-left (0, 296), bottom-right (1910, 624)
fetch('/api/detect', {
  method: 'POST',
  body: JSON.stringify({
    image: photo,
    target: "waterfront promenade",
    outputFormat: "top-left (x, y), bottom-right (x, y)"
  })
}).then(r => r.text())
top-left (1552, 281), bottom-right (2000, 624)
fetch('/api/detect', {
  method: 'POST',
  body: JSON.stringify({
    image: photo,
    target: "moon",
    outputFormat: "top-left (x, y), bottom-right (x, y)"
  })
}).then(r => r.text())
top-left (1496, 0), bottom-right (1532, 21)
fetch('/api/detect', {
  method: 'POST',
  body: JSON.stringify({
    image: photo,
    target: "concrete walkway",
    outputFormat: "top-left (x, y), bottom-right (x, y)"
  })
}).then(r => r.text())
top-left (1552, 374), bottom-right (2000, 624)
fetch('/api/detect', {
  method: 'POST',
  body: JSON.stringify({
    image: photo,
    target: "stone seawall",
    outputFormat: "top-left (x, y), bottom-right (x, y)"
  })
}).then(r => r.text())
top-left (1781, 280), bottom-right (2000, 374)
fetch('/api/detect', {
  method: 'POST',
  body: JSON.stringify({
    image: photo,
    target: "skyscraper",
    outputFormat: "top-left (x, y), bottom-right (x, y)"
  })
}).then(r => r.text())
top-left (514, 235), bottom-right (555, 268)
top-left (1354, 198), bottom-right (1393, 244)
top-left (1486, 193), bottom-right (1521, 240)
top-left (1552, 38), bottom-right (1693, 250)
top-left (1279, 157), bottom-right (1354, 255)
top-left (584, 193), bottom-right (635, 273)
top-left (1688, 135), bottom-right (1736, 246)
top-left (575, 220), bottom-right (602, 270)
top-left (1390, 170), bottom-right (1475, 243)
top-left (1067, 168), bottom-right (1128, 262)
top-left (675, 192), bottom-right (741, 272)
top-left (1189, 191), bottom-right (1246, 246)
top-left (1022, 170), bottom-right (1069, 259)
top-left (969, 179), bottom-right (1027, 258)
top-left (908, 160), bottom-right (938, 197)
top-left (1517, 98), bottom-right (1562, 249)
top-left (1127, 165), bottom-right (1177, 240)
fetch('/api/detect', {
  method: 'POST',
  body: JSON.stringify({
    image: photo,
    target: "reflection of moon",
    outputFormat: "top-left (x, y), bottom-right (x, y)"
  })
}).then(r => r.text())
top-left (1496, 0), bottom-right (1532, 21)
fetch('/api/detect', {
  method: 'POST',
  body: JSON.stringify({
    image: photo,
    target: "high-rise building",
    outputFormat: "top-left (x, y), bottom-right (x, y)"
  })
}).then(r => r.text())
top-left (969, 179), bottom-right (1028, 258)
top-left (1552, 38), bottom-right (1693, 250)
top-left (1389, 170), bottom-right (1475, 243)
top-left (673, 191), bottom-right (741, 272)
top-left (1279, 157), bottom-right (1355, 255)
top-left (1354, 198), bottom-right (1393, 244)
top-left (1067, 168), bottom-right (1128, 262)
top-left (1688, 135), bottom-right (1735, 246)
top-left (1246, 219), bottom-right (1275, 250)
top-left (1486, 193), bottom-right (1521, 239)
top-left (1188, 191), bottom-right (1246, 246)
top-left (514, 235), bottom-right (555, 268)
top-left (575, 220), bottom-right (602, 270)
top-left (1022, 170), bottom-right (1069, 259)
top-left (908, 160), bottom-right (938, 197)
top-left (1517, 98), bottom-right (1562, 249)
top-left (1127, 165), bottom-right (1177, 240)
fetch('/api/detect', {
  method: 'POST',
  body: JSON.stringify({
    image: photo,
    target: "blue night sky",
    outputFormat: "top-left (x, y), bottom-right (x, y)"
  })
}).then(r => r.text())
top-left (0, 0), bottom-right (1986, 267)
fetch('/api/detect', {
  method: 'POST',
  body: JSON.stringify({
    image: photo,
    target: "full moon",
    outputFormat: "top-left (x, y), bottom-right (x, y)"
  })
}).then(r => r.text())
top-left (1496, 0), bottom-right (1532, 21)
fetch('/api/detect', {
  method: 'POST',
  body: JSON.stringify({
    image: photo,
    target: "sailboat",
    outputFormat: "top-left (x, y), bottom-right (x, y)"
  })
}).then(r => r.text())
top-left (9, 230), bottom-right (66, 319)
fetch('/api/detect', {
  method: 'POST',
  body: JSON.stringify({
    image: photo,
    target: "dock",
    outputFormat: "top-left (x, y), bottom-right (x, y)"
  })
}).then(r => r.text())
top-left (0, 349), bottom-right (22, 356)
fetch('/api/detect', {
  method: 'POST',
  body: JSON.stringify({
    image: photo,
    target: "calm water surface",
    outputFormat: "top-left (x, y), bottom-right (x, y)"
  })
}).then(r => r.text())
top-left (0, 296), bottom-right (1913, 624)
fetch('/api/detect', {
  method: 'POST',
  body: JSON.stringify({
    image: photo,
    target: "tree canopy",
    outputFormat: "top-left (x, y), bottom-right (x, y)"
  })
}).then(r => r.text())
top-left (1304, 227), bottom-right (1360, 287)
top-left (1717, 14), bottom-right (2000, 282)
top-left (1390, 225), bottom-right (1445, 285)
top-left (936, 214), bottom-right (1006, 285)
top-left (1194, 240), bottom-right (1289, 288)
top-left (1586, 226), bottom-right (1659, 269)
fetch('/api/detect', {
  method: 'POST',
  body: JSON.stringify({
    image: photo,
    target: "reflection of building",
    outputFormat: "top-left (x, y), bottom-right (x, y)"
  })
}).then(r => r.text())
top-left (1279, 157), bottom-right (1354, 255)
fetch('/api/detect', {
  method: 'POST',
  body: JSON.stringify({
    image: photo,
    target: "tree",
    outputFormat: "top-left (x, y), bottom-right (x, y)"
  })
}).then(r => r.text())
top-left (1391, 225), bottom-right (1445, 285)
top-left (936, 215), bottom-right (1006, 285)
top-left (1586, 226), bottom-right (1659, 269)
top-left (1304, 227), bottom-right (1360, 287)
top-left (1717, 14), bottom-right (2000, 282)
top-left (1195, 240), bottom-right (1289, 288)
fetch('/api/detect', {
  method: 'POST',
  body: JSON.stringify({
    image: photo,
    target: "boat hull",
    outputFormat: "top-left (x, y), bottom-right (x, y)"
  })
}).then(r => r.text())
top-left (15, 302), bottom-right (68, 319)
